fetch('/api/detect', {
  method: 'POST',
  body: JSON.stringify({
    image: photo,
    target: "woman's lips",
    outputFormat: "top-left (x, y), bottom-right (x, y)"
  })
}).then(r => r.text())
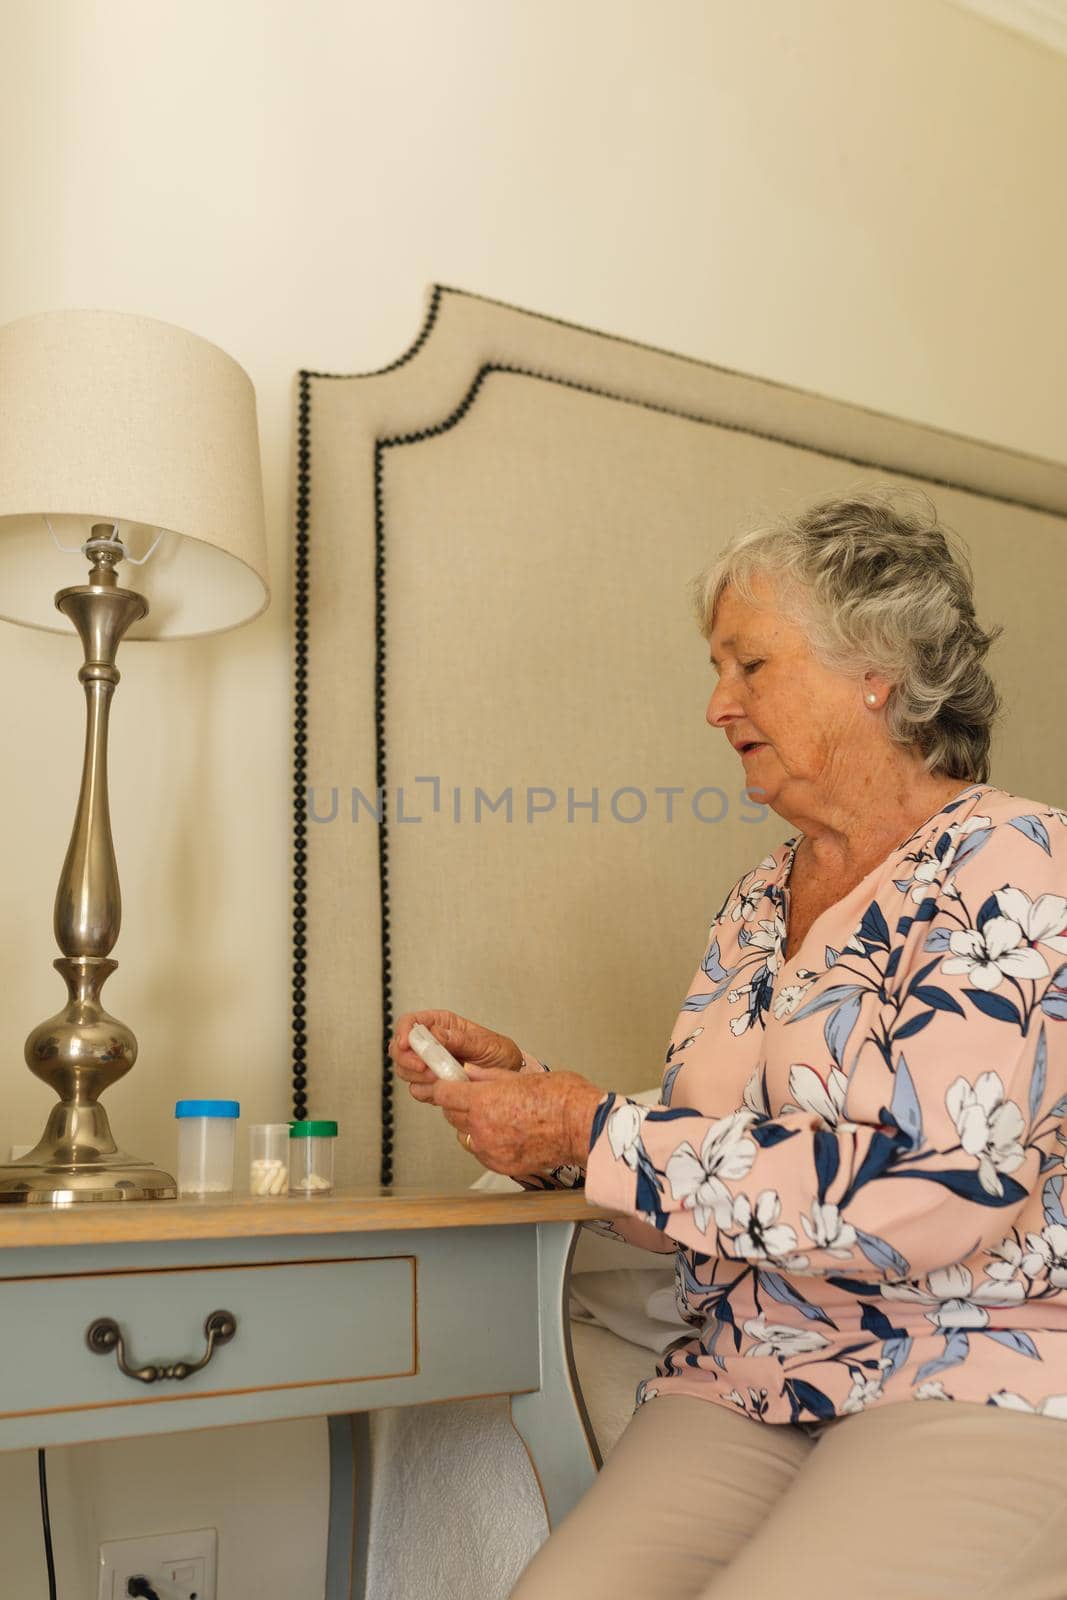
top-left (740, 743), bottom-right (766, 758)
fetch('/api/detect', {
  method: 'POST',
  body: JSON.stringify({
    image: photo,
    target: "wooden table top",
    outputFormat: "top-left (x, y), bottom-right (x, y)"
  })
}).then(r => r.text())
top-left (0, 1186), bottom-right (618, 1250)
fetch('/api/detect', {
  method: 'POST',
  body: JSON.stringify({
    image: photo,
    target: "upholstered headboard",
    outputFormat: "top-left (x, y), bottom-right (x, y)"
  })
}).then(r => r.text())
top-left (292, 286), bottom-right (1067, 1190)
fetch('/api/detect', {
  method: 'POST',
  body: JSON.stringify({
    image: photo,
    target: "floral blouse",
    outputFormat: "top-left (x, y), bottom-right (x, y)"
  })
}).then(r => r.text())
top-left (526, 783), bottom-right (1067, 1425)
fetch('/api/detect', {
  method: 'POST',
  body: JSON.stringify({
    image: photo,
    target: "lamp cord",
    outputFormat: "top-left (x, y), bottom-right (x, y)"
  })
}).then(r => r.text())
top-left (37, 1443), bottom-right (162, 1600)
top-left (37, 1448), bottom-right (58, 1600)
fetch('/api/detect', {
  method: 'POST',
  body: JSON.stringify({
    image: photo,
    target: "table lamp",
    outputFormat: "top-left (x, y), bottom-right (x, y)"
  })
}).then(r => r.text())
top-left (0, 310), bottom-right (269, 1205)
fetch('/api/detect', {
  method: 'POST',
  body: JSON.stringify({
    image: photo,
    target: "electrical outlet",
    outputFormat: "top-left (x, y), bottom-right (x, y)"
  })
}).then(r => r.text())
top-left (97, 1527), bottom-right (217, 1600)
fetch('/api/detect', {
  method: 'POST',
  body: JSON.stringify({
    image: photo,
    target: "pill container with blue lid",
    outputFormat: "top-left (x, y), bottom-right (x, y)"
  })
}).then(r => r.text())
top-left (288, 1120), bottom-right (337, 1195)
top-left (175, 1099), bottom-right (240, 1197)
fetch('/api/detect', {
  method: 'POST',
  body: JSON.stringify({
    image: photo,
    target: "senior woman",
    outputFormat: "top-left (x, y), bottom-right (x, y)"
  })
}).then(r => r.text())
top-left (390, 490), bottom-right (1067, 1599)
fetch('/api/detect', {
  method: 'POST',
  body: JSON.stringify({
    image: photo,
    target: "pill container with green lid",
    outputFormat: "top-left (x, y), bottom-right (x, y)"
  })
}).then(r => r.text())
top-left (288, 1120), bottom-right (337, 1195)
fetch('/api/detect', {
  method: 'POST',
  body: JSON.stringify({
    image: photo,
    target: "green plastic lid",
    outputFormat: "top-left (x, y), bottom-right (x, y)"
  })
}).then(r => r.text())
top-left (289, 1119), bottom-right (338, 1139)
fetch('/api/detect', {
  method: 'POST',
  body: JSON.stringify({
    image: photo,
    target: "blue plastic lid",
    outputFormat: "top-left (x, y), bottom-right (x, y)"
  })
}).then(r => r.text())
top-left (174, 1099), bottom-right (240, 1119)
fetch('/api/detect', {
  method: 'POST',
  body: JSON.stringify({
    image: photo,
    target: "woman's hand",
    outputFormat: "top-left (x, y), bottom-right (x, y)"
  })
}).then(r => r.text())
top-left (389, 1009), bottom-right (523, 1102)
top-left (427, 1066), bottom-right (604, 1176)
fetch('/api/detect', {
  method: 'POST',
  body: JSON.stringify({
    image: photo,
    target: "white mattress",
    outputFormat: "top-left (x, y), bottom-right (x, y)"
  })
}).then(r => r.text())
top-left (571, 1320), bottom-right (657, 1456)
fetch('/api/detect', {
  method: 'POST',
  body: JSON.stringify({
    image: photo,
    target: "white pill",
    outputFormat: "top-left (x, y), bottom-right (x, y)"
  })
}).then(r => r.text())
top-left (294, 1172), bottom-right (331, 1192)
top-left (250, 1157), bottom-right (288, 1196)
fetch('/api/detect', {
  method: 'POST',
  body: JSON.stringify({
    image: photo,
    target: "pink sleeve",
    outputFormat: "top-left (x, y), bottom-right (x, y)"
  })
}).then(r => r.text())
top-left (513, 1050), bottom-right (675, 1253)
top-left (585, 813), bottom-right (1067, 1280)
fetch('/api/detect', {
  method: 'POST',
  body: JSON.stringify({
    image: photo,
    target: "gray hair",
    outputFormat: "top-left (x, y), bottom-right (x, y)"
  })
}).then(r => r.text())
top-left (691, 488), bottom-right (1002, 784)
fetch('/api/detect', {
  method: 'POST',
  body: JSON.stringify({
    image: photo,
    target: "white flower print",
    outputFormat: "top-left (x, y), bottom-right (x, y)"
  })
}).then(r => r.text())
top-left (921, 815), bottom-right (991, 894)
top-left (742, 1316), bottom-right (830, 1358)
top-left (915, 1380), bottom-right (953, 1401)
top-left (984, 1235), bottom-right (1025, 1282)
top-left (903, 856), bottom-right (941, 905)
top-left (723, 1386), bottom-right (770, 1419)
top-left (746, 916), bottom-right (785, 972)
top-left (787, 1063), bottom-right (849, 1128)
top-left (989, 1390), bottom-right (1067, 1419)
top-left (731, 880), bottom-right (767, 922)
top-left (726, 982), bottom-right (756, 1035)
top-left (882, 1263), bottom-right (1025, 1329)
top-left (993, 887), bottom-right (1067, 956)
top-left (742, 1067), bottom-right (768, 1118)
top-left (800, 1200), bottom-right (857, 1259)
top-left (943, 814), bottom-right (992, 853)
top-left (945, 1072), bottom-right (1026, 1197)
top-left (773, 984), bottom-right (806, 1019)
top-left (840, 1371), bottom-right (885, 1413)
top-left (941, 920), bottom-right (1048, 992)
top-left (606, 1102), bottom-right (648, 1170)
top-left (727, 916), bottom-right (786, 1037)
top-left (1021, 1223), bottom-right (1067, 1288)
top-left (730, 1189), bottom-right (808, 1270)
top-left (665, 1111), bottom-right (757, 1234)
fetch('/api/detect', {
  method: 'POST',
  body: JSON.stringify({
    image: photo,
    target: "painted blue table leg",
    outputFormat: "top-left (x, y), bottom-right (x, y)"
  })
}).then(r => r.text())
top-left (326, 1412), bottom-right (372, 1599)
top-left (509, 1221), bottom-right (601, 1530)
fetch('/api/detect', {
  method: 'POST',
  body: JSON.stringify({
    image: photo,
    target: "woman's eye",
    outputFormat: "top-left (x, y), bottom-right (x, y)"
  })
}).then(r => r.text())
top-left (741, 660), bottom-right (764, 676)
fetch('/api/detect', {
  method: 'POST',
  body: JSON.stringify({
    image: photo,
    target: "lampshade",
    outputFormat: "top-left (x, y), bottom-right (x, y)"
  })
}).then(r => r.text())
top-left (0, 310), bottom-right (269, 639)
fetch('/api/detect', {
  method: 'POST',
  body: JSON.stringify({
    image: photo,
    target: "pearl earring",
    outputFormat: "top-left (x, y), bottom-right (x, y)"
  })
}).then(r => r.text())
top-left (866, 693), bottom-right (878, 705)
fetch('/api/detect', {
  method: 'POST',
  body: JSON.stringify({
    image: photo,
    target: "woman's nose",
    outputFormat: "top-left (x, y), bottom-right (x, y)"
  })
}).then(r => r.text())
top-left (706, 679), bottom-right (741, 728)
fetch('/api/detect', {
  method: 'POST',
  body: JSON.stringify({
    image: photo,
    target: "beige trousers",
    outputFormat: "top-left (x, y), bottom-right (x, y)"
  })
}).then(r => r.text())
top-left (511, 1395), bottom-right (1067, 1599)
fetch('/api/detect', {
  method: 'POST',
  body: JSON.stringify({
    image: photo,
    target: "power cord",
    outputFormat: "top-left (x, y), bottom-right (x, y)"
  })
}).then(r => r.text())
top-left (37, 1447), bottom-right (165, 1600)
top-left (37, 1448), bottom-right (58, 1600)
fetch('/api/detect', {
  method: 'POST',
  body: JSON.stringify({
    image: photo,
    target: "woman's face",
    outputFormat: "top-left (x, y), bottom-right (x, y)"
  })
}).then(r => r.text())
top-left (706, 577), bottom-right (878, 818)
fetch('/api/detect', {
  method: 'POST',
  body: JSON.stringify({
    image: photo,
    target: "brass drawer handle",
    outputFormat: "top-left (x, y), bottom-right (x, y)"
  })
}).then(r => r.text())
top-left (85, 1309), bottom-right (237, 1384)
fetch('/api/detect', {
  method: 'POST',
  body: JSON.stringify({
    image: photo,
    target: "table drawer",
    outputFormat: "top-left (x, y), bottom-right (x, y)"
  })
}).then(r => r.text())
top-left (0, 1254), bottom-right (415, 1419)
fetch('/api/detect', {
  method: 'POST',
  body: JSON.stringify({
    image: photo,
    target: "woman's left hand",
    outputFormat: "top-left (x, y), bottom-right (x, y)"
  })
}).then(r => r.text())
top-left (426, 1064), bottom-right (604, 1175)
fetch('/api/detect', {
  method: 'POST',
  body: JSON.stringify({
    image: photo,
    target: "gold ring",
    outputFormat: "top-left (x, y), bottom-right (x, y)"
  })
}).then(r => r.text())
top-left (464, 1132), bottom-right (473, 1152)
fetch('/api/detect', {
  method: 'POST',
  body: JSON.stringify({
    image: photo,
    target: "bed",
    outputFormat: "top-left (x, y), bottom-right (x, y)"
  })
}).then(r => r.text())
top-left (292, 286), bottom-right (1067, 1597)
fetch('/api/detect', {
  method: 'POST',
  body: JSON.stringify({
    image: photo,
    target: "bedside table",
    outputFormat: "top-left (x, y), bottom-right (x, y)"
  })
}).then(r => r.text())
top-left (0, 1188), bottom-right (611, 1597)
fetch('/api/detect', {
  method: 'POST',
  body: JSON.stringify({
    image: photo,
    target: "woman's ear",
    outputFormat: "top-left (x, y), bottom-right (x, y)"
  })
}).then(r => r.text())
top-left (862, 673), bottom-right (891, 710)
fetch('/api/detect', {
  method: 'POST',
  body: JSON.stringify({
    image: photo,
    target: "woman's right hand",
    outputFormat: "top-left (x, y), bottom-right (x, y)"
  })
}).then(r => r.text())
top-left (389, 1010), bottom-right (524, 1102)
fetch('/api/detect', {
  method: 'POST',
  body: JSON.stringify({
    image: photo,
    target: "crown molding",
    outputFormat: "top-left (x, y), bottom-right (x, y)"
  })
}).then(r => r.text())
top-left (949, 0), bottom-right (1067, 56)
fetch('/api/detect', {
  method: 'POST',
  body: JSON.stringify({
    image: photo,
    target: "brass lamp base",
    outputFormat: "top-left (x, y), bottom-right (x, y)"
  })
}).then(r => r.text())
top-left (5, 540), bottom-right (181, 1207)
top-left (0, 1084), bottom-right (176, 1206)
top-left (0, 1157), bottom-right (176, 1206)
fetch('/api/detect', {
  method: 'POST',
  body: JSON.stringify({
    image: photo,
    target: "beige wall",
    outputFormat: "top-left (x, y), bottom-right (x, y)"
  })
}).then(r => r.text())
top-left (0, 1), bottom-right (1064, 1596)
